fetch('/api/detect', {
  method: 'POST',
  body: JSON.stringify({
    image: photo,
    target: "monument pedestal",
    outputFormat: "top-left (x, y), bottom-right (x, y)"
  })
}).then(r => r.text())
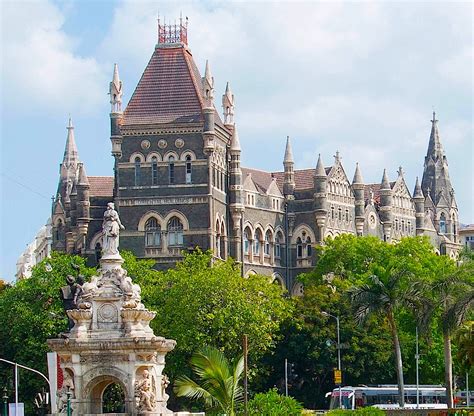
top-left (48, 254), bottom-right (200, 415)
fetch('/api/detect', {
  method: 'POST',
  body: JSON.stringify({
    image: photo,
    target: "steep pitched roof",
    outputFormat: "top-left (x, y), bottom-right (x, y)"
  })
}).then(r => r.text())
top-left (123, 45), bottom-right (223, 126)
top-left (88, 176), bottom-right (114, 197)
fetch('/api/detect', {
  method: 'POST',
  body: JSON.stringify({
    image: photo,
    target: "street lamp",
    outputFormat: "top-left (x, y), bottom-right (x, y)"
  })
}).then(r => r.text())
top-left (322, 311), bottom-right (342, 409)
top-left (2, 387), bottom-right (7, 416)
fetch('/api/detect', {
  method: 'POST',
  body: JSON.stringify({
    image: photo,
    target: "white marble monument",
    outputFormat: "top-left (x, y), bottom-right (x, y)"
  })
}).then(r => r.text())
top-left (48, 204), bottom-right (201, 415)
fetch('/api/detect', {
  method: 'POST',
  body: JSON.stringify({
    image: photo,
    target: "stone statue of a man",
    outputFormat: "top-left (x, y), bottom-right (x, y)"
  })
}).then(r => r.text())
top-left (102, 202), bottom-right (125, 256)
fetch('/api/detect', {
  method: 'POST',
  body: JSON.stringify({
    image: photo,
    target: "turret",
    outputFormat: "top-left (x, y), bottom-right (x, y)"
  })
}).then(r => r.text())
top-left (379, 169), bottom-right (393, 241)
top-left (283, 136), bottom-right (295, 198)
top-left (229, 126), bottom-right (244, 261)
top-left (109, 64), bottom-right (124, 202)
top-left (76, 162), bottom-right (90, 242)
top-left (222, 82), bottom-right (235, 128)
top-left (352, 163), bottom-right (365, 236)
top-left (313, 154), bottom-right (328, 243)
top-left (413, 177), bottom-right (425, 235)
top-left (202, 60), bottom-right (215, 152)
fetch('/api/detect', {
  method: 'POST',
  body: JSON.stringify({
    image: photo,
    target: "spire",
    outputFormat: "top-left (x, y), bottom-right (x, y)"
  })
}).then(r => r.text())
top-left (426, 111), bottom-right (444, 160)
top-left (284, 136), bottom-right (294, 164)
top-left (352, 162), bottom-right (364, 184)
top-left (222, 82), bottom-right (235, 125)
top-left (315, 154), bottom-right (326, 177)
top-left (109, 63), bottom-right (123, 113)
top-left (381, 169), bottom-right (390, 190)
top-left (202, 60), bottom-right (214, 102)
top-left (63, 117), bottom-right (79, 170)
top-left (413, 176), bottom-right (423, 198)
top-left (230, 125), bottom-right (241, 152)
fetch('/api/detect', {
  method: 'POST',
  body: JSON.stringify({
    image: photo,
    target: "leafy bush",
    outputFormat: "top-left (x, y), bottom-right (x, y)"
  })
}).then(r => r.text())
top-left (247, 388), bottom-right (303, 415)
top-left (327, 407), bottom-right (385, 415)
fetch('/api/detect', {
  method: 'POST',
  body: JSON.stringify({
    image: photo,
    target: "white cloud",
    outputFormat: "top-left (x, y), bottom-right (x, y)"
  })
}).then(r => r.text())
top-left (1, 0), bottom-right (107, 115)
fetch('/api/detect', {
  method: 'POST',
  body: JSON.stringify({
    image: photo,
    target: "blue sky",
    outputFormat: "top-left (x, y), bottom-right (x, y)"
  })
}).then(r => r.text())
top-left (1, 0), bottom-right (473, 281)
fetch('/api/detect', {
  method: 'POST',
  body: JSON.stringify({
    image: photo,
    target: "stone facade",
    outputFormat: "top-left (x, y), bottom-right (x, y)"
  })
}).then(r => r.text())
top-left (49, 21), bottom-right (461, 295)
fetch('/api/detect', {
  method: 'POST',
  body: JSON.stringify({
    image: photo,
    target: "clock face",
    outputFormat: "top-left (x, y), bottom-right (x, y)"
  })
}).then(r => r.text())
top-left (369, 212), bottom-right (377, 229)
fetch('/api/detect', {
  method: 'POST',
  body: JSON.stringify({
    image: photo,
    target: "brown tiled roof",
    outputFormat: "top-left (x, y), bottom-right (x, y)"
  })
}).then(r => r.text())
top-left (88, 176), bottom-right (114, 197)
top-left (242, 168), bottom-right (274, 193)
top-left (123, 45), bottom-right (223, 126)
top-left (272, 168), bottom-right (317, 191)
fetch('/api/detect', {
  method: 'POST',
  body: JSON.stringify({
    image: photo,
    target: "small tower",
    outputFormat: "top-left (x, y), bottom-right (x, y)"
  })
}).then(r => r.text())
top-left (76, 162), bottom-right (91, 250)
top-left (379, 169), bottom-right (393, 242)
top-left (413, 177), bottom-right (425, 235)
top-left (352, 163), bottom-right (365, 236)
top-left (313, 154), bottom-right (328, 243)
top-left (229, 126), bottom-right (245, 262)
top-left (222, 82), bottom-right (235, 128)
top-left (421, 112), bottom-right (459, 243)
top-left (202, 60), bottom-right (215, 152)
top-left (283, 136), bottom-right (295, 198)
top-left (110, 63), bottom-right (123, 113)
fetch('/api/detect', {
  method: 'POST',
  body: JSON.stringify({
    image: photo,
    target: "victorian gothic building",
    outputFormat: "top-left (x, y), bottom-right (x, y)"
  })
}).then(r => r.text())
top-left (49, 20), bottom-right (461, 293)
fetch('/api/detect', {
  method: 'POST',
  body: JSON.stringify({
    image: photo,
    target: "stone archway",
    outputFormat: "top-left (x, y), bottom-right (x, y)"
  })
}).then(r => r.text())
top-left (86, 375), bottom-right (131, 415)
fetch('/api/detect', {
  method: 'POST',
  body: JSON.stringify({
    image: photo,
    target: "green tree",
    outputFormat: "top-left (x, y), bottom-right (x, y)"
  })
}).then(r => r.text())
top-left (0, 252), bottom-right (94, 413)
top-left (255, 276), bottom-right (395, 409)
top-left (310, 235), bottom-right (438, 408)
top-left (124, 250), bottom-right (293, 383)
top-left (174, 346), bottom-right (243, 416)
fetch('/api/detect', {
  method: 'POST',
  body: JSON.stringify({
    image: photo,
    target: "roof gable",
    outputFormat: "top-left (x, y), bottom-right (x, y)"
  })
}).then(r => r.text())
top-left (243, 173), bottom-right (259, 193)
top-left (267, 179), bottom-right (283, 197)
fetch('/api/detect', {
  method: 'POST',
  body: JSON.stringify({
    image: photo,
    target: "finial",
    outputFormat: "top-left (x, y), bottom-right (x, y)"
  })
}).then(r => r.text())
top-left (67, 116), bottom-right (73, 129)
top-left (334, 150), bottom-right (341, 163)
top-left (397, 166), bottom-right (404, 177)
top-left (431, 111), bottom-right (438, 123)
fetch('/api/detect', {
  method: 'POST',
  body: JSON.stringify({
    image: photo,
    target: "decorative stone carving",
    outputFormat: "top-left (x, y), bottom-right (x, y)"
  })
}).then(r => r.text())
top-left (141, 140), bottom-right (151, 150)
top-left (158, 139), bottom-right (167, 149)
top-left (47, 203), bottom-right (184, 415)
top-left (102, 202), bottom-right (125, 258)
top-left (135, 369), bottom-right (156, 412)
top-left (175, 138), bottom-right (184, 148)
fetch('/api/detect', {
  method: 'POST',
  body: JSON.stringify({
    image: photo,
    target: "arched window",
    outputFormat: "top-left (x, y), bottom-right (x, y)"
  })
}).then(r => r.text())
top-left (296, 237), bottom-right (303, 258)
top-left (306, 236), bottom-right (312, 257)
top-left (55, 219), bottom-right (64, 241)
top-left (168, 156), bottom-right (175, 184)
top-left (151, 157), bottom-right (158, 185)
top-left (216, 220), bottom-right (221, 258)
top-left (145, 217), bottom-right (161, 247)
top-left (264, 231), bottom-right (272, 255)
top-left (338, 207), bottom-right (342, 221)
top-left (439, 213), bottom-right (447, 234)
top-left (275, 232), bottom-right (282, 258)
top-left (253, 231), bottom-right (261, 255)
top-left (220, 223), bottom-right (226, 259)
top-left (345, 209), bottom-right (349, 222)
top-left (185, 155), bottom-right (192, 184)
top-left (244, 228), bottom-right (251, 254)
top-left (331, 206), bottom-right (335, 220)
top-left (168, 217), bottom-right (183, 246)
top-left (134, 157), bottom-right (141, 186)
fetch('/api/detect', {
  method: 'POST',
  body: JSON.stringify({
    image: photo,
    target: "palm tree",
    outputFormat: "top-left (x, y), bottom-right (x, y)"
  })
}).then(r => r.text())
top-left (418, 258), bottom-right (474, 408)
top-left (349, 268), bottom-right (423, 408)
top-left (174, 346), bottom-right (244, 416)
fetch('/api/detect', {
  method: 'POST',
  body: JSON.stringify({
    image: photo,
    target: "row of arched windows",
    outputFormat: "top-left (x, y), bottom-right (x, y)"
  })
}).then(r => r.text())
top-left (134, 156), bottom-right (192, 186)
top-left (330, 206), bottom-right (350, 222)
top-left (243, 228), bottom-right (284, 265)
top-left (144, 216), bottom-right (184, 247)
